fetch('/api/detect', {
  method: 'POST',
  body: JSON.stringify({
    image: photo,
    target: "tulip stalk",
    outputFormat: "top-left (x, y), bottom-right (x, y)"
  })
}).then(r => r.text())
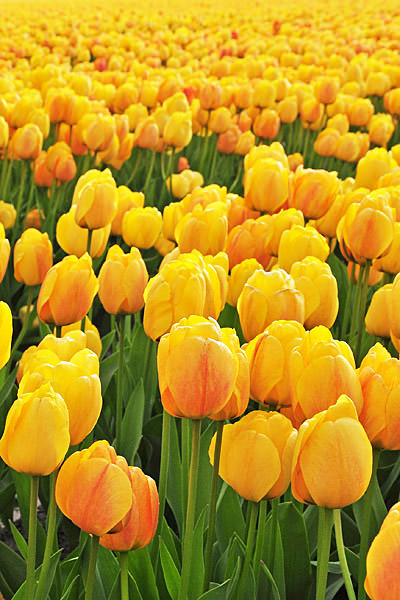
top-left (178, 419), bottom-right (201, 600)
top-left (253, 499), bottom-right (267, 592)
top-left (181, 417), bottom-right (191, 521)
top-left (125, 148), bottom-right (142, 187)
top-left (119, 551), bottom-right (129, 600)
top-left (355, 260), bottom-right (371, 362)
top-left (357, 449), bottom-right (380, 600)
top-left (203, 420), bottom-right (225, 592)
top-left (333, 509), bottom-right (356, 600)
top-left (14, 160), bottom-right (28, 236)
top-left (35, 471), bottom-right (58, 600)
top-left (26, 475), bottom-right (40, 600)
top-left (9, 286), bottom-right (34, 364)
top-left (85, 534), bottom-right (99, 600)
top-left (237, 501), bottom-right (258, 599)
top-left (340, 262), bottom-right (356, 339)
top-left (229, 158), bottom-right (243, 193)
top-left (142, 150), bottom-right (156, 196)
top-left (266, 498), bottom-right (279, 574)
top-left (316, 506), bottom-right (333, 600)
top-left (116, 314), bottom-right (126, 450)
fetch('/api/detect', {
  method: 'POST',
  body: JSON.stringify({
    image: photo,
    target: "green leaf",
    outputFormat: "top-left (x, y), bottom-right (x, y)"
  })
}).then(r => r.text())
top-left (258, 562), bottom-right (281, 600)
top-left (128, 546), bottom-right (160, 600)
top-left (159, 518), bottom-right (181, 569)
top-left (119, 379), bottom-right (145, 464)
top-left (59, 575), bottom-right (80, 600)
top-left (197, 578), bottom-right (231, 599)
top-left (216, 484), bottom-right (245, 552)
top-left (100, 351), bottom-right (119, 395)
top-left (101, 330), bottom-right (116, 359)
top-left (196, 422), bottom-right (215, 521)
top-left (11, 471), bottom-right (46, 557)
top-left (264, 511), bottom-right (285, 600)
top-left (8, 520), bottom-right (27, 559)
top-left (11, 549), bottom-right (62, 600)
top-left (96, 546), bottom-right (119, 598)
top-left (159, 537), bottom-right (181, 600)
top-left (278, 502), bottom-right (312, 600)
top-left (166, 417), bottom-right (184, 533)
top-left (190, 507), bottom-right (208, 599)
top-left (0, 541), bottom-right (25, 596)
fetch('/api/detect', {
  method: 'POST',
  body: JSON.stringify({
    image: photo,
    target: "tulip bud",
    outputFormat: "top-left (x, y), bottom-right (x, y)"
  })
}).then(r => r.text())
top-left (14, 228), bottom-right (53, 286)
top-left (163, 112), bottom-right (192, 148)
top-left (0, 223), bottom-right (10, 283)
top-left (277, 224), bottom-right (330, 273)
top-left (0, 301), bottom-right (12, 370)
top-left (74, 168), bottom-right (118, 230)
top-left (122, 206), bottom-right (163, 249)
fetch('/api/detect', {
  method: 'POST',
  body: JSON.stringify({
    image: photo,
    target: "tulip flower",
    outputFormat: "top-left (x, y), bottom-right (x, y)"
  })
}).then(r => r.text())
top-left (277, 224), bottom-right (330, 273)
top-left (225, 217), bottom-right (275, 269)
top-left (365, 502), bottom-right (400, 600)
top-left (0, 301), bottom-right (12, 370)
top-left (244, 158), bottom-right (289, 213)
top-left (73, 168), bottom-right (118, 230)
top-left (11, 123), bottom-right (43, 160)
top-left (56, 207), bottom-right (111, 258)
top-left (365, 286), bottom-right (392, 338)
top-left (100, 467), bottom-right (159, 551)
top-left (291, 395), bottom-right (372, 508)
top-left (163, 112), bottom-right (192, 148)
top-left (37, 254), bottom-right (98, 326)
top-left (0, 223), bottom-right (10, 283)
top-left (209, 410), bottom-right (297, 502)
top-left (122, 206), bottom-right (162, 249)
top-left (0, 382), bottom-right (70, 475)
top-left (111, 188), bottom-right (144, 236)
top-left (55, 440), bottom-right (132, 536)
top-left (157, 316), bottom-right (242, 419)
top-left (354, 148), bottom-right (394, 190)
top-left (0, 201), bottom-right (16, 230)
top-left (289, 167), bottom-right (339, 220)
top-left (227, 258), bottom-right (263, 307)
top-left (175, 201), bottom-right (228, 256)
top-left (14, 228), bottom-right (53, 286)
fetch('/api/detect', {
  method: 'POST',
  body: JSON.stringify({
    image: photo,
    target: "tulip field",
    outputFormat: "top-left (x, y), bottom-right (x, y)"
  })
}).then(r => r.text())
top-left (2, 0), bottom-right (400, 598)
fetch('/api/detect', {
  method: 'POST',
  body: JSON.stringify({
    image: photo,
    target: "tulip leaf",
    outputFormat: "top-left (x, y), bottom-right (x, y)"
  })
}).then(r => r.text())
top-left (160, 518), bottom-right (181, 569)
top-left (0, 541), bottom-right (25, 596)
top-left (119, 379), bottom-right (145, 465)
top-left (100, 330), bottom-right (116, 360)
top-left (197, 578), bottom-right (231, 599)
top-left (258, 561), bottom-right (281, 600)
top-left (216, 484), bottom-right (246, 552)
top-left (278, 501), bottom-right (312, 600)
top-left (99, 351), bottom-right (119, 394)
top-left (226, 556), bottom-right (243, 599)
top-left (159, 537), bottom-right (181, 600)
top-left (190, 506), bottom-right (208, 599)
top-left (326, 574), bottom-right (344, 600)
top-left (196, 422), bottom-right (215, 521)
top-left (128, 324), bottom-right (158, 422)
top-left (8, 520), bottom-right (27, 559)
top-left (11, 471), bottom-right (47, 557)
top-left (264, 509), bottom-right (285, 599)
top-left (166, 416), bottom-right (184, 534)
top-left (59, 575), bottom-right (80, 600)
top-left (128, 546), bottom-right (160, 600)
top-left (96, 545), bottom-right (119, 598)
top-left (11, 549), bottom-right (62, 600)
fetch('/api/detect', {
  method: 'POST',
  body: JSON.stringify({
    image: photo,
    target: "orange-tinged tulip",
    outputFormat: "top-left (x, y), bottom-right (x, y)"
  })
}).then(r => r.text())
top-left (291, 395), bottom-right (372, 508)
top-left (209, 410), bottom-right (297, 502)
top-left (55, 440), bottom-right (132, 536)
top-left (56, 207), bottom-right (110, 259)
top-left (373, 222), bottom-right (400, 274)
top-left (277, 224), bottom-right (330, 273)
top-left (209, 107), bottom-right (232, 134)
top-left (14, 228), bottom-right (53, 286)
top-left (37, 254), bottom-right (98, 326)
top-left (0, 382), bottom-right (69, 476)
top-left (244, 158), bottom-right (289, 213)
top-left (0, 302), bottom-right (12, 369)
top-left (289, 167), bottom-right (339, 219)
top-left (290, 257), bottom-right (339, 329)
top-left (313, 191), bottom-right (362, 241)
top-left (253, 109), bottom-right (280, 140)
top-left (289, 326), bottom-right (363, 426)
top-left (157, 316), bottom-right (241, 419)
top-left (347, 98), bottom-right (374, 128)
top-left (266, 208), bottom-right (305, 256)
top-left (11, 123), bottom-right (43, 160)
top-left (237, 268), bottom-right (305, 342)
top-left (365, 286), bottom-right (392, 338)
top-left (0, 201), bottom-right (16, 230)
top-left (133, 118), bottom-right (160, 151)
top-left (98, 245), bottom-right (148, 315)
top-left (227, 258), bottom-right (263, 307)
top-left (314, 128), bottom-right (340, 158)
top-left (0, 223), bottom-right (10, 283)
top-left (355, 148), bottom-right (394, 190)
top-left (100, 467), bottom-right (159, 551)
top-left (175, 201), bottom-right (228, 256)
top-left (365, 502), bottom-right (400, 600)
top-left (122, 206), bottom-right (163, 249)
top-left (244, 320), bottom-right (305, 407)
top-left (163, 112), bottom-right (192, 148)
top-left (73, 168), bottom-right (117, 230)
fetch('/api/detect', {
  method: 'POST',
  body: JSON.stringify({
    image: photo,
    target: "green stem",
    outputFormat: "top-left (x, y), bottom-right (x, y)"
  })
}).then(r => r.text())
top-left (86, 228), bottom-right (93, 256)
top-left (10, 287), bottom-right (34, 362)
top-left (119, 552), bottom-right (129, 600)
top-left (253, 499), bottom-right (267, 593)
top-left (333, 509), bottom-right (356, 600)
top-left (357, 449), bottom-right (380, 600)
top-left (340, 262), bottom-right (356, 339)
top-left (125, 148), bottom-right (142, 187)
top-left (303, 128), bottom-right (311, 166)
top-left (348, 264), bottom-right (364, 344)
top-left (229, 158), bottom-right (243, 193)
top-left (13, 160), bottom-right (28, 244)
top-left (356, 260), bottom-right (371, 362)
top-left (316, 506), bottom-right (333, 600)
top-left (2, 157), bottom-right (13, 200)
top-left (142, 150), bottom-right (156, 197)
top-left (178, 419), bottom-right (202, 600)
top-left (152, 410), bottom-right (171, 577)
top-left (85, 535), bottom-right (99, 600)
top-left (26, 475), bottom-right (39, 600)
top-left (0, 153), bottom-right (9, 196)
top-left (35, 472), bottom-right (58, 600)
top-left (116, 314), bottom-right (126, 450)
top-left (207, 136), bottom-right (218, 183)
top-left (237, 501), bottom-right (259, 599)
top-left (266, 498), bottom-right (279, 568)
top-left (181, 417), bottom-right (190, 526)
top-left (55, 325), bottom-right (62, 338)
top-left (198, 116), bottom-right (210, 174)
top-left (203, 421), bottom-right (224, 592)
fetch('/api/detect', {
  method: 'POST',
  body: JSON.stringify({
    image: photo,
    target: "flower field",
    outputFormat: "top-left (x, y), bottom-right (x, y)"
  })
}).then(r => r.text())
top-left (1, 0), bottom-right (400, 598)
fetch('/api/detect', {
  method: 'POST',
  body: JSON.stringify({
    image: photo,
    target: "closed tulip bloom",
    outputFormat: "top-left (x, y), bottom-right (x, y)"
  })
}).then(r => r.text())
top-left (391, 273), bottom-right (400, 340)
top-left (314, 77), bottom-right (340, 105)
top-left (0, 116), bottom-right (9, 148)
top-left (100, 467), bottom-right (159, 552)
top-left (365, 502), bottom-right (400, 600)
top-left (74, 168), bottom-right (117, 230)
top-left (235, 130), bottom-right (255, 156)
top-left (290, 257), bottom-right (339, 329)
top-left (373, 222), bottom-right (400, 274)
top-left (300, 95), bottom-right (323, 125)
top-left (0, 302), bottom-right (12, 369)
top-left (0, 382), bottom-right (70, 475)
top-left (209, 410), bottom-right (297, 502)
top-left (14, 228), bottom-right (53, 286)
top-left (227, 258), bottom-right (263, 306)
top-left (57, 207), bottom-right (110, 259)
top-left (358, 344), bottom-right (400, 449)
top-left (158, 316), bottom-right (241, 419)
top-left (37, 254), bottom-right (98, 326)
top-left (335, 133), bottom-right (363, 163)
top-left (209, 107), bottom-right (232, 134)
top-left (337, 194), bottom-right (394, 263)
top-left (111, 188), bottom-right (144, 236)
top-left (0, 223), bottom-right (10, 283)
top-left (78, 113), bottom-right (115, 152)
top-left (18, 348), bottom-right (101, 446)
top-left (277, 224), bottom-right (330, 273)
top-left (244, 143), bottom-right (289, 171)
top-left (133, 118), bottom-right (160, 151)
top-left (237, 268), bottom-right (305, 342)
top-left (0, 202), bottom-right (16, 230)
top-left (253, 80), bottom-right (276, 108)
top-left (11, 124), bottom-right (43, 160)
top-left (313, 190), bottom-right (363, 240)
top-left (175, 201), bottom-right (228, 256)
top-left (291, 395), bottom-right (372, 508)
top-left (60, 319), bottom-right (102, 358)
top-left (244, 320), bottom-right (305, 407)
top-left (355, 148), bottom-right (394, 190)
top-left (368, 114), bottom-right (395, 147)
top-left (163, 112), bottom-right (192, 148)
top-left (244, 158), bottom-right (289, 213)
top-left (55, 440), bottom-right (132, 536)
top-left (199, 82), bottom-right (222, 110)
top-left (366, 72), bottom-right (391, 97)
top-left (278, 96), bottom-right (298, 124)
top-left (227, 194), bottom-right (260, 231)
top-left (289, 326), bottom-right (363, 426)
top-left (122, 206), bottom-right (162, 249)
top-left (314, 128), bottom-right (340, 158)
top-left (348, 98), bottom-right (374, 128)
top-left (289, 167), bottom-right (339, 219)
top-left (265, 209), bottom-right (305, 256)
top-left (98, 245), bottom-right (148, 315)
top-left (365, 286), bottom-right (392, 338)
top-left (253, 109), bottom-right (280, 140)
